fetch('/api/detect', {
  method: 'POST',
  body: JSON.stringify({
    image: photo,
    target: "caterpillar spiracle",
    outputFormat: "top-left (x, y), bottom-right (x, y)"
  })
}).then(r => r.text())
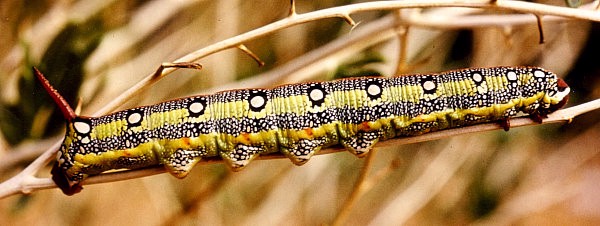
top-left (35, 66), bottom-right (570, 195)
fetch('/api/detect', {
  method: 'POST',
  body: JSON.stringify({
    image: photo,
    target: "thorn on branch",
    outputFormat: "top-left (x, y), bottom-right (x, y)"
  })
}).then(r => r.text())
top-left (237, 44), bottom-right (265, 67)
top-left (289, 0), bottom-right (296, 17)
top-left (341, 14), bottom-right (357, 27)
top-left (153, 62), bottom-right (204, 79)
top-left (535, 14), bottom-right (545, 44)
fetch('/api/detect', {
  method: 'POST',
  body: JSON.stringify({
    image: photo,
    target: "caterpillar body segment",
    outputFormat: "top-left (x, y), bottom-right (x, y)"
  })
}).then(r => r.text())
top-left (38, 66), bottom-right (570, 195)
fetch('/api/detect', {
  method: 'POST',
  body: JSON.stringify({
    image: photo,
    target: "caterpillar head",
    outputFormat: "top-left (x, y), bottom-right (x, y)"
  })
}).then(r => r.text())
top-left (548, 78), bottom-right (570, 110)
top-left (539, 69), bottom-right (570, 116)
top-left (34, 67), bottom-right (84, 195)
top-left (52, 116), bottom-right (98, 195)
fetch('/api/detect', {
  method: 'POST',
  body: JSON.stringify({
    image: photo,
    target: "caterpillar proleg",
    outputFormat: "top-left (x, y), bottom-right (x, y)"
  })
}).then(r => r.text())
top-left (36, 66), bottom-right (570, 195)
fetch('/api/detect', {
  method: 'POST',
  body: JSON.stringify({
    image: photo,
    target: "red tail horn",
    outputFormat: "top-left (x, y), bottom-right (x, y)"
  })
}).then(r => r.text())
top-left (33, 67), bottom-right (77, 121)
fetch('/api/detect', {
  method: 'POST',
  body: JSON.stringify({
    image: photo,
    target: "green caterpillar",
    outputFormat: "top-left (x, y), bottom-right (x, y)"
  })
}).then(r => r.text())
top-left (35, 66), bottom-right (570, 195)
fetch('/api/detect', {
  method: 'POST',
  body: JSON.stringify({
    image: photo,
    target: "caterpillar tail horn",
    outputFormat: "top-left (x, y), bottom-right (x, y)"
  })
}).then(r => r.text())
top-left (33, 67), bottom-right (82, 195)
top-left (33, 67), bottom-right (77, 121)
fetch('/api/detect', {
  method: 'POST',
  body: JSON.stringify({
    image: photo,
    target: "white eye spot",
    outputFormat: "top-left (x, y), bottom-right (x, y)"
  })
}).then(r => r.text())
top-left (534, 70), bottom-right (546, 78)
top-left (127, 112), bottom-right (142, 125)
top-left (367, 84), bottom-right (381, 96)
top-left (507, 71), bottom-right (517, 81)
top-left (250, 95), bottom-right (266, 109)
top-left (189, 102), bottom-right (204, 114)
top-left (472, 73), bottom-right (483, 83)
top-left (309, 89), bottom-right (324, 101)
top-left (73, 121), bottom-right (91, 134)
top-left (423, 81), bottom-right (436, 91)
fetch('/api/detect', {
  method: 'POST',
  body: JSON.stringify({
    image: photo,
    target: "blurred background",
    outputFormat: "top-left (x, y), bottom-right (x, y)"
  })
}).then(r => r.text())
top-left (1, 0), bottom-right (599, 225)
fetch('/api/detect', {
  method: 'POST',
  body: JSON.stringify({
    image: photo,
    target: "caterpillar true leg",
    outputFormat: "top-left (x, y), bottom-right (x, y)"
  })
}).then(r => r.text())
top-left (498, 118), bottom-right (511, 131)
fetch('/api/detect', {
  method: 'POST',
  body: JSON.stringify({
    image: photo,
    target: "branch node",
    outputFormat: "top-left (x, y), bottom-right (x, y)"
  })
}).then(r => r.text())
top-left (237, 44), bottom-right (265, 67)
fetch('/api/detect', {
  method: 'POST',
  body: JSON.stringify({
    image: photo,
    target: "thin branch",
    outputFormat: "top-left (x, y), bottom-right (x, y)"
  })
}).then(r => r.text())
top-left (0, 135), bottom-right (63, 173)
top-left (0, 140), bottom-right (61, 197)
top-left (398, 9), bottom-right (569, 29)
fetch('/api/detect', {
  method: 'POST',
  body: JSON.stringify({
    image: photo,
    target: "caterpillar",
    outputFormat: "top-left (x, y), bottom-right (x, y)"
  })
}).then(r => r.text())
top-left (35, 66), bottom-right (570, 195)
